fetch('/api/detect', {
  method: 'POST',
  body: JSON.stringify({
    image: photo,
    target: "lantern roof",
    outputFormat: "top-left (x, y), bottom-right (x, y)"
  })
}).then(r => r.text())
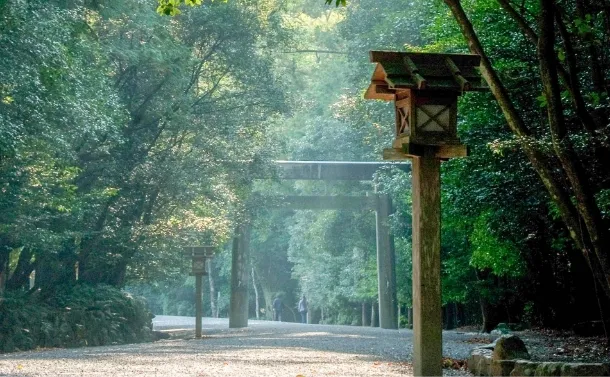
top-left (365, 51), bottom-right (487, 101)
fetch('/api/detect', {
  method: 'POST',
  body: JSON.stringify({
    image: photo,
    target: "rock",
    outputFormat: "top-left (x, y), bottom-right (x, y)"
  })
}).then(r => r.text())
top-left (560, 362), bottom-right (610, 376)
top-left (477, 356), bottom-right (493, 376)
top-left (491, 360), bottom-right (516, 376)
top-left (493, 335), bottom-right (530, 361)
top-left (468, 348), bottom-right (493, 376)
top-left (510, 360), bottom-right (540, 376)
top-left (534, 362), bottom-right (563, 376)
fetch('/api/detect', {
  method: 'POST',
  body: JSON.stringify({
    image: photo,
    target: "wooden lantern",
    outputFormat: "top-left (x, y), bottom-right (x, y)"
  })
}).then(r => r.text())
top-left (183, 246), bottom-right (215, 276)
top-left (364, 51), bottom-right (487, 159)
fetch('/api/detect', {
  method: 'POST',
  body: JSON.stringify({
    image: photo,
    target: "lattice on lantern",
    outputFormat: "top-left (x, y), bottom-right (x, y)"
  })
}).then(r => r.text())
top-left (395, 97), bottom-right (410, 137)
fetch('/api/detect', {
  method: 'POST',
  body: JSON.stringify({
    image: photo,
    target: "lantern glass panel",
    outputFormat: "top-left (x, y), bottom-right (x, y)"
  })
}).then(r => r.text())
top-left (416, 105), bottom-right (450, 131)
top-left (192, 259), bottom-right (206, 274)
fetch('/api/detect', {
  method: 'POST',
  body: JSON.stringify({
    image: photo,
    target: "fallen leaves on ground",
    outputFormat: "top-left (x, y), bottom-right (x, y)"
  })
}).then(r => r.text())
top-left (463, 337), bottom-right (492, 344)
top-left (518, 329), bottom-right (610, 363)
top-left (442, 357), bottom-right (466, 370)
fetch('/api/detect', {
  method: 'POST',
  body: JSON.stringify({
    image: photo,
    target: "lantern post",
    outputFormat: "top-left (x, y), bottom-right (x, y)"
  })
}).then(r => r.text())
top-left (183, 246), bottom-right (215, 338)
top-left (364, 51), bottom-right (487, 376)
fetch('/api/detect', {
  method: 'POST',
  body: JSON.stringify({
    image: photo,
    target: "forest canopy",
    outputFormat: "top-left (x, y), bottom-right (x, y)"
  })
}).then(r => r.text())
top-left (0, 0), bottom-right (609, 346)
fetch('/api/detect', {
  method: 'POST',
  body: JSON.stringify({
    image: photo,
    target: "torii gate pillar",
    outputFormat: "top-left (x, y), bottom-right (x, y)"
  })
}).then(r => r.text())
top-left (375, 192), bottom-right (398, 330)
top-left (229, 224), bottom-right (250, 328)
top-left (364, 51), bottom-right (487, 376)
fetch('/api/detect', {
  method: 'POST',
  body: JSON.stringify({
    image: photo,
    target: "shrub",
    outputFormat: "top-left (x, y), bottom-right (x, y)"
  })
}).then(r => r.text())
top-left (0, 284), bottom-right (153, 353)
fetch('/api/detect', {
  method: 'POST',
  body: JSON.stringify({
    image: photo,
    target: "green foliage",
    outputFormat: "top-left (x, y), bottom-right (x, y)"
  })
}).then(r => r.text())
top-left (469, 212), bottom-right (525, 278)
top-left (1, 0), bottom-right (607, 337)
top-left (157, 0), bottom-right (206, 16)
top-left (0, 284), bottom-right (153, 353)
top-left (597, 189), bottom-right (610, 220)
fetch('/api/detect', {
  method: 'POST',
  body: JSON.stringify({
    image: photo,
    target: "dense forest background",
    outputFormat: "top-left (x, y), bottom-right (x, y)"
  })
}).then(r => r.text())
top-left (1, 0), bottom-right (609, 351)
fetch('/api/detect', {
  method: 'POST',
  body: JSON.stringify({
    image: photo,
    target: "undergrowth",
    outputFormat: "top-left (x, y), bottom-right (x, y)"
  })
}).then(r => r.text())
top-left (0, 284), bottom-right (154, 353)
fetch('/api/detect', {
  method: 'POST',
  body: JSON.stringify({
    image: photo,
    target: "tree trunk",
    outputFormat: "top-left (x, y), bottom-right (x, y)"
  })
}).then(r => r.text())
top-left (497, 0), bottom-right (610, 150)
top-left (397, 304), bottom-right (402, 328)
top-left (445, 303), bottom-right (456, 330)
top-left (6, 247), bottom-right (34, 291)
top-left (362, 302), bottom-right (370, 326)
top-left (0, 235), bottom-right (14, 296)
top-left (575, 0), bottom-right (607, 94)
top-left (538, 0), bottom-right (610, 298)
top-left (208, 259), bottom-right (218, 318)
top-left (480, 298), bottom-right (500, 333)
top-left (371, 301), bottom-right (378, 327)
top-left (251, 266), bottom-right (260, 320)
top-left (0, 258), bottom-right (7, 297)
top-left (443, 0), bottom-right (610, 299)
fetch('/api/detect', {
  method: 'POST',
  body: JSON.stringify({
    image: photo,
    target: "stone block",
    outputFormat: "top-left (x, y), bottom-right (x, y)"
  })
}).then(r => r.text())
top-left (510, 360), bottom-right (540, 377)
top-left (534, 362), bottom-right (562, 376)
top-left (491, 360), bottom-right (516, 376)
top-left (560, 363), bottom-right (610, 376)
top-left (477, 356), bottom-right (492, 376)
top-left (468, 348), bottom-right (493, 376)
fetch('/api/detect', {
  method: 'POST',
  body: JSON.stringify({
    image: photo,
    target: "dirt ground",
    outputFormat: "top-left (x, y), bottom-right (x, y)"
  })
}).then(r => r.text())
top-left (0, 318), bottom-right (607, 377)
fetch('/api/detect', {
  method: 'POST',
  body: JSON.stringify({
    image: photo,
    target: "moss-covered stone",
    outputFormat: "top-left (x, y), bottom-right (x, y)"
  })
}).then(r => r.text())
top-left (560, 363), bottom-right (610, 376)
top-left (491, 360), bottom-right (516, 376)
top-left (493, 335), bottom-right (530, 361)
top-left (510, 360), bottom-right (539, 376)
top-left (534, 362), bottom-right (562, 376)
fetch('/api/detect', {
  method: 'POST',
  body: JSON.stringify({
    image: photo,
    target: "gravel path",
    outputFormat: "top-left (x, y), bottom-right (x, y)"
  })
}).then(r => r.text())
top-left (0, 316), bottom-right (493, 376)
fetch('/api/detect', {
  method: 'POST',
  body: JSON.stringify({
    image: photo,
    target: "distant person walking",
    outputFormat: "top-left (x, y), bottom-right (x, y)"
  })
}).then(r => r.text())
top-left (272, 295), bottom-right (283, 321)
top-left (298, 295), bottom-right (308, 324)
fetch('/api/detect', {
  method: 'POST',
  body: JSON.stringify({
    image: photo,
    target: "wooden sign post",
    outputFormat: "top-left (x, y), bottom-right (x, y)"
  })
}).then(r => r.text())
top-left (364, 51), bottom-right (487, 376)
top-left (183, 246), bottom-right (215, 338)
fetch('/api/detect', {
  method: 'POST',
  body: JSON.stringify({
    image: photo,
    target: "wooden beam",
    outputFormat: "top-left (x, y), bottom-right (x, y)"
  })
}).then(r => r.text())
top-left (268, 195), bottom-right (377, 211)
top-left (275, 161), bottom-right (410, 180)
top-left (370, 50), bottom-right (482, 68)
top-left (403, 56), bottom-right (427, 90)
top-left (412, 154), bottom-right (442, 377)
top-left (195, 274), bottom-right (203, 338)
top-left (383, 144), bottom-right (468, 160)
top-left (383, 148), bottom-right (411, 161)
top-left (445, 57), bottom-right (471, 91)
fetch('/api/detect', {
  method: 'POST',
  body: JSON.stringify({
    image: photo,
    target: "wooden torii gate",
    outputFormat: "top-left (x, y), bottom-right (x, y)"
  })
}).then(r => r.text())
top-left (229, 161), bottom-right (410, 330)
